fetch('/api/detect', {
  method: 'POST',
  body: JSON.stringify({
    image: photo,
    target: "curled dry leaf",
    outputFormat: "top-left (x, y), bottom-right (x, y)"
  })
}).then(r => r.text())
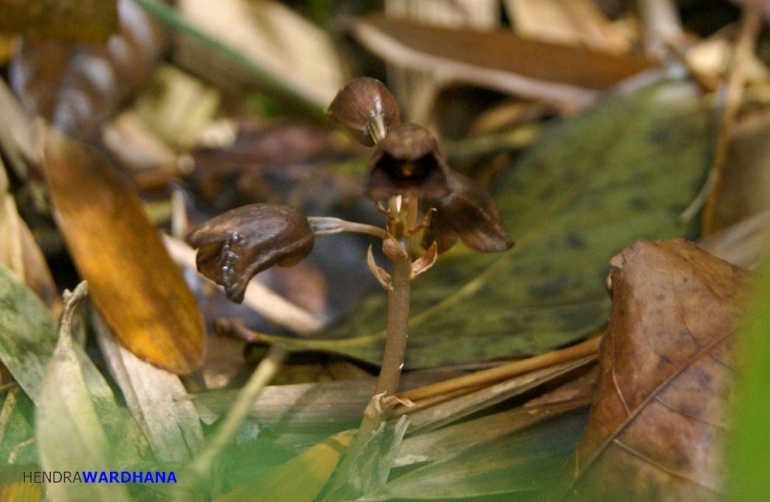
top-left (41, 126), bottom-right (205, 374)
top-left (9, 0), bottom-right (166, 137)
top-left (559, 239), bottom-right (751, 501)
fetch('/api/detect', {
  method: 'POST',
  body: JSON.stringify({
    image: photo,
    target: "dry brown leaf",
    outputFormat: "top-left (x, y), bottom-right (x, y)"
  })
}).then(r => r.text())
top-left (93, 313), bottom-right (204, 463)
top-left (0, 0), bottom-right (118, 43)
top-left (40, 126), bottom-right (205, 374)
top-left (560, 239), bottom-right (751, 501)
top-left (350, 14), bottom-right (655, 109)
top-left (9, 0), bottom-right (166, 137)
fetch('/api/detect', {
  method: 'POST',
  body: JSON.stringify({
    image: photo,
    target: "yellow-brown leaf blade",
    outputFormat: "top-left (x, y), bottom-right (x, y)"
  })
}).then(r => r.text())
top-left (41, 126), bottom-right (205, 374)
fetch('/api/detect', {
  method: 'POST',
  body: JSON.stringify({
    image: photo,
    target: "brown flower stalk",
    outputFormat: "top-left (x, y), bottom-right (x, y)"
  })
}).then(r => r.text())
top-left (187, 77), bottom-right (513, 498)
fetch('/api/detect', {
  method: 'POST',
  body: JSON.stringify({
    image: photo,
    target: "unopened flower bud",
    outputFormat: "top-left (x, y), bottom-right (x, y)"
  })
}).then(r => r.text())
top-left (327, 77), bottom-right (401, 146)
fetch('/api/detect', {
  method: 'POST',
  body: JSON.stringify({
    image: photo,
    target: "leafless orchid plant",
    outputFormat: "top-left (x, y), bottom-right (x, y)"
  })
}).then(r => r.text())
top-left (187, 77), bottom-right (513, 493)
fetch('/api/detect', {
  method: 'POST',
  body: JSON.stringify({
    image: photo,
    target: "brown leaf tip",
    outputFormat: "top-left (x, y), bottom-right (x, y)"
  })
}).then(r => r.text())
top-left (327, 77), bottom-right (401, 146)
top-left (186, 204), bottom-right (314, 303)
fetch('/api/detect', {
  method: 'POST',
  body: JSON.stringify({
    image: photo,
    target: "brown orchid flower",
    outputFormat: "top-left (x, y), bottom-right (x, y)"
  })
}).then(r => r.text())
top-left (186, 204), bottom-right (314, 303)
top-left (364, 123), bottom-right (452, 201)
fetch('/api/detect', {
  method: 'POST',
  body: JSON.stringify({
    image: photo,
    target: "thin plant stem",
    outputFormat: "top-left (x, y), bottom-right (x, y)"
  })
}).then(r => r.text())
top-left (322, 197), bottom-right (417, 500)
top-left (307, 216), bottom-right (390, 240)
top-left (372, 194), bottom-right (418, 396)
top-left (374, 251), bottom-right (411, 396)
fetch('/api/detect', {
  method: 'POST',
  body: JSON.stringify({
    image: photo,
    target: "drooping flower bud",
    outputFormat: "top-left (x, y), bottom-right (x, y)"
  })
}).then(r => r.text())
top-left (422, 171), bottom-right (513, 253)
top-left (327, 77), bottom-right (401, 146)
top-left (364, 123), bottom-right (451, 200)
top-left (186, 204), bottom-right (314, 303)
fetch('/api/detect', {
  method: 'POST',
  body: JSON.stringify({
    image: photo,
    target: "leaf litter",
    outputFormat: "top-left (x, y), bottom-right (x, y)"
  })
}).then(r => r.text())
top-left (0, 1), bottom-right (768, 501)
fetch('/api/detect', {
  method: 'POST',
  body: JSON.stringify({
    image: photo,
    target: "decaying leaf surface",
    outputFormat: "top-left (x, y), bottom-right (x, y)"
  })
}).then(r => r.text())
top-left (260, 80), bottom-right (709, 368)
top-left (560, 239), bottom-right (751, 501)
top-left (0, 0), bottom-right (118, 43)
top-left (40, 126), bottom-right (205, 374)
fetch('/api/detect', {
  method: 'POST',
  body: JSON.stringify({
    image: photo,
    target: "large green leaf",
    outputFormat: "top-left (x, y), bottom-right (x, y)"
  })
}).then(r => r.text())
top-left (262, 79), bottom-right (709, 368)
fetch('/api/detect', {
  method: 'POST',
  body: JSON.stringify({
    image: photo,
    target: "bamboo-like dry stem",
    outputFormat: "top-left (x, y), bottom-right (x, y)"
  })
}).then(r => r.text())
top-left (398, 335), bottom-right (602, 402)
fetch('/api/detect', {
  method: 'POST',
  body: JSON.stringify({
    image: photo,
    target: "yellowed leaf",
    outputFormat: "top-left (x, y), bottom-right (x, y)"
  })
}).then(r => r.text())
top-left (40, 126), bottom-right (205, 374)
